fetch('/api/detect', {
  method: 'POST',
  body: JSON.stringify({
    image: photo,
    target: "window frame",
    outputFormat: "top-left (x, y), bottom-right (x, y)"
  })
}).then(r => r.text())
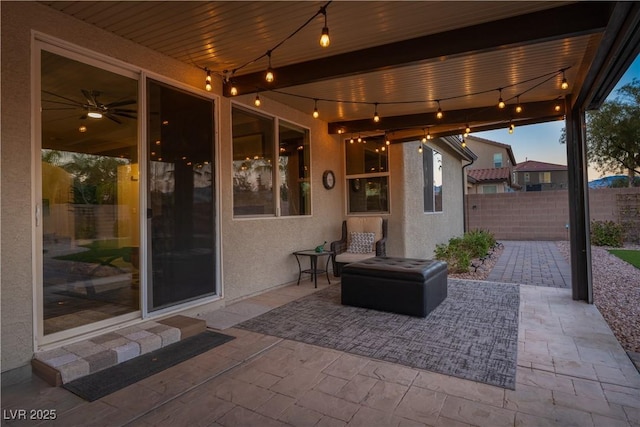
top-left (344, 137), bottom-right (390, 215)
top-left (423, 145), bottom-right (443, 213)
top-left (231, 103), bottom-right (311, 219)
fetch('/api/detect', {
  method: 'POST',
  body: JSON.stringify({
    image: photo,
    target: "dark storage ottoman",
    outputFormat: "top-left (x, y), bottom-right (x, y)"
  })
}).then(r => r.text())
top-left (341, 257), bottom-right (448, 317)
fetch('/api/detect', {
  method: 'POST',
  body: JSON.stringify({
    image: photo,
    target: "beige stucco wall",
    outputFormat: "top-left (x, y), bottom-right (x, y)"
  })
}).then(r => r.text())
top-left (464, 136), bottom-right (515, 170)
top-left (389, 141), bottom-right (466, 259)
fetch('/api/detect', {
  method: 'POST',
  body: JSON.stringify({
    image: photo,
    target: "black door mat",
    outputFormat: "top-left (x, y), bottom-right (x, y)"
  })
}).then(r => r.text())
top-left (63, 330), bottom-right (235, 401)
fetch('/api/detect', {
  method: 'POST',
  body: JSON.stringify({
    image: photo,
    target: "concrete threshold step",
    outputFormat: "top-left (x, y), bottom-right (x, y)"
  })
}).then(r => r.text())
top-left (31, 315), bottom-right (206, 387)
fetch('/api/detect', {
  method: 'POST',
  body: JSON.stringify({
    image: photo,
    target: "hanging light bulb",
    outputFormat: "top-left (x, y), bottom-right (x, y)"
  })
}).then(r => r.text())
top-left (319, 7), bottom-right (330, 48)
top-left (508, 123), bottom-right (515, 134)
top-left (373, 103), bottom-right (380, 123)
top-left (554, 102), bottom-right (561, 112)
top-left (265, 51), bottom-right (274, 83)
top-left (385, 137), bottom-right (390, 146)
top-left (561, 71), bottom-right (569, 90)
top-left (357, 135), bottom-right (362, 143)
top-left (313, 99), bottom-right (319, 119)
top-left (436, 100), bottom-right (443, 119)
top-left (350, 136), bottom-right (355, 144)
top-left (515, 96), bottom-right (523, 114)
top-left (229, 79), bottom-right (238, 96)
top-left (418, 144), bottom-right (423, 154)
top-left (498, 89), bottom-right (505, 109)
top-left (427, 128), bottom-right (432, 140)
top-left (462, 139), bottom-right (467, 148)
top-left (205, 69), bottom-right (212, 92)
top-left (254, 94), bottom-right (261, 107)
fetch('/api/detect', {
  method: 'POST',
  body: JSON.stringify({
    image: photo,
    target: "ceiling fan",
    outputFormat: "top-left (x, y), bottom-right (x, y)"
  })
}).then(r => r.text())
top-left (42, 89), bottom-right (137, 124)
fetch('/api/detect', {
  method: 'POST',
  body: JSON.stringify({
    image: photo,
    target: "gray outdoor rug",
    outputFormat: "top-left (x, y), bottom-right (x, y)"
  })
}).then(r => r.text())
top-left (238, 279), bottom-right (519, 389)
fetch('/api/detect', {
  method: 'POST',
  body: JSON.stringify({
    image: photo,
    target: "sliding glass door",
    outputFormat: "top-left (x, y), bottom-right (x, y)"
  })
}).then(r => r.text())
top-left (40, 49), bottom-right (140, 336)
top-left (147, 80), bottom-right (217, 310)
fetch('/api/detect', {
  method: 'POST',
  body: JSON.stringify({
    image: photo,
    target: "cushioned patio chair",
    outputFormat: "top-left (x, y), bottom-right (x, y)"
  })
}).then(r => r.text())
top-left (330, 216), bottom-right (387, 277)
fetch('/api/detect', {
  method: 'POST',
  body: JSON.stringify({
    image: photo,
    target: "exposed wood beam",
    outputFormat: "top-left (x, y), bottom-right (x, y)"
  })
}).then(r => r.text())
top-left (386, 115), bottom-right (565, 145)
top-left (224, 2), bottom-right (612, 97)
top-left (328, 100), bottom-right (565, 134)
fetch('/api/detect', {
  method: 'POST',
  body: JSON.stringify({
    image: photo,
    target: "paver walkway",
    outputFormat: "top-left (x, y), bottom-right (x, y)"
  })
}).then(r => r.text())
top-left (488, 241), bottom-right (572, 288)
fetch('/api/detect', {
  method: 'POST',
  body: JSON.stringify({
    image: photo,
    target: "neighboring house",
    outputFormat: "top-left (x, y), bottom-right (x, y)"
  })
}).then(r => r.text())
top-left (1, 3), bottom-right (474, 381)
top-left (466, 167), bottom-right (514, 194)
top-left (514, 160), bottom-right (568, 191)
top-left (463, 136), bottom-right (518, 194)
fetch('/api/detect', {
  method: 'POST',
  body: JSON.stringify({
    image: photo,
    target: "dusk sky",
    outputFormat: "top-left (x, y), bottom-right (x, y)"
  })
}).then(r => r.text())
top-left (476, 55), bottom-right (640, 180)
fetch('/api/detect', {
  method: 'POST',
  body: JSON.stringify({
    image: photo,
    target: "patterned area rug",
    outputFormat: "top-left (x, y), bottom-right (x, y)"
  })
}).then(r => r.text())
top-left (238, 279), bottom-right (519, 389)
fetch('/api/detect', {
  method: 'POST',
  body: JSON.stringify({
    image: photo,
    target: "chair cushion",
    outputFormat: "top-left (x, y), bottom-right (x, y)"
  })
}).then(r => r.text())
top-left (346, 217), bottom-right (383, 246)
top-left (335, 252), bottom-right (375, 264)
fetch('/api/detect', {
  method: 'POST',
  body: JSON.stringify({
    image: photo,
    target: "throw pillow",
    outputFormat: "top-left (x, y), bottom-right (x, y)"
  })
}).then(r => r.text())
top-left (347, 232), bottom-right (375, 254)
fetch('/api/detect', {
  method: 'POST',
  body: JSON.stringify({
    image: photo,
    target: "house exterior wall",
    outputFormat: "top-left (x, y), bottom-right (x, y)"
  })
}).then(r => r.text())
top-left (466, 188), bottom-right (640, 240)
top-left (390, 141), bottom-right (465, 259)
top-left (463, 137), bottom-right (514, 170)
top-left (1, 2), bottom-right (468, 378)
top-left (515, 170), bottom-right (569, 191)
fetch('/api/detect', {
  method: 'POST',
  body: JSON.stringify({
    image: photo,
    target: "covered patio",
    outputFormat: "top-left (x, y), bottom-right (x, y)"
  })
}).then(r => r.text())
top-left (2, 2), bottom-right (640, 424)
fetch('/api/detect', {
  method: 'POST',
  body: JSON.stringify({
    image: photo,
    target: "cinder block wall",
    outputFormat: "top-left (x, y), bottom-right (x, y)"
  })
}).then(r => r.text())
top-left (466, 188), bottom-right (640, 240)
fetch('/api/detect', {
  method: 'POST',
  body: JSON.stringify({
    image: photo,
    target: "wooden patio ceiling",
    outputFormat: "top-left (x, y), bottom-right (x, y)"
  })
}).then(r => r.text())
top-left (42, 1), bottom-right (640, 142)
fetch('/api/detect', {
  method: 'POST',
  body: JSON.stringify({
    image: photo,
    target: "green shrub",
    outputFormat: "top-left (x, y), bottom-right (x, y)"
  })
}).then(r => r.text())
top-left (591, 220), bottom-right (624, 247)
top-left (434, 230), bottom-right (496, 273)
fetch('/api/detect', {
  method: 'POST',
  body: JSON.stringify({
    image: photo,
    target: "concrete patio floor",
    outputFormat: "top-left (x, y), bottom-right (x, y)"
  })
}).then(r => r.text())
top-left (2, 243), bottom-right (639, 426)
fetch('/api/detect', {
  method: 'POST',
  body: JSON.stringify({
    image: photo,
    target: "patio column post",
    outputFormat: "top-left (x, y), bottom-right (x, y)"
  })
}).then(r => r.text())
top-left (564, 94), bottom-right (593, 302)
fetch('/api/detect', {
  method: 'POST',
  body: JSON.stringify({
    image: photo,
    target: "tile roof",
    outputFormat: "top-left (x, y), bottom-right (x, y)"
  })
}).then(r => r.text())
top-left (514, 160), bottom-right (568, 172)
top-left (467, 167), bottom-right (511, 182)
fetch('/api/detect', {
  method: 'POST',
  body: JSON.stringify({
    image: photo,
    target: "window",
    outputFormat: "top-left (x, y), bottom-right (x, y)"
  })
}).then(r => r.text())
top-left (512, 172), bottom-right (518, 184)
top-left (423, 146), bottom-right (443, 212)
top-left (232, 106), bottom-right (310, 217)
top-left (345, 137), bottom-right (389, 213)
top-left (278, 121), bottom-right (310, 215)
top-left (493, 153), bottom-right (503, 168)
top-left (483, 185), bottom-right (497, 194)
top-left (524, 172), bottom-right (530, 183)
top-left (539, 172), bottom-right (551, 183)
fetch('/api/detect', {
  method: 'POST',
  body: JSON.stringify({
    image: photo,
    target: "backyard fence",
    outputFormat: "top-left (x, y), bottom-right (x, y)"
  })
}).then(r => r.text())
top-left (466, 187), bottom-right (640, 242)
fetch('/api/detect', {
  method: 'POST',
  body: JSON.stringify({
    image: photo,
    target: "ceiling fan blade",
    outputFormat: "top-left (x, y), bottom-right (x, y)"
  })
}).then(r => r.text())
top-left (106, 99), bottom-right (136, 108)
top-left (81, 89), bottom-right (99, 107)
top-left (112, 113), bottom-right (137, 119)
top-left (111, 108), bottom-right (137, 114)
top-left (105, 113), bottom-right (122, 124)
top-left (42, 107), bottom-right (78, 111)
top-left (42, 90), bottom-right (83, 106)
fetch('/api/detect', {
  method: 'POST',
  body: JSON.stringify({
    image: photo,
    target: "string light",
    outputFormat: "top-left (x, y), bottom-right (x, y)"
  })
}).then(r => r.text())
top-left (508, 122), bottom-right (515, 134)
top-left (373, 103), bottom-right (380, 123)
top-left (498, 88), bottom-right (505, 109)
top-left (254, 94), bottom-right (261, 107)
top-left (561, 71), bottom-right (569, 90)
top-left (421, 129), bottom-right (427, 143)
top-left (515, 96), bottom-right (523, 113)
top-left (461, 139), bottom-right (466, 148)
top-left (265, 51), bottom-right (274, 83)
top-left (427, 128), bottom-right (432, 140)
top-left (385, 136), bottom-right (390, 145)
top-left (554, 101), bottom-right (561, 112)
top-left (313, 99), bottom-right (319, 118)
top-left (205, 68), bottom-right (212, 91)
top-left (436, 100), bottom-right (443, 119)
top-left (464, 124), bottom-right (471, 137)
top-left (319, 6), bottom-right (330, 48)
top-left (229, 78), bottom-right (238, 96)
top-left (418, 143), bottom-right (423, 154)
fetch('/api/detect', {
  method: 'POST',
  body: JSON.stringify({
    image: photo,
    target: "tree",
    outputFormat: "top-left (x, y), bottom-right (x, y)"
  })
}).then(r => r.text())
top-left (586, 78), bottom-right (640, 185)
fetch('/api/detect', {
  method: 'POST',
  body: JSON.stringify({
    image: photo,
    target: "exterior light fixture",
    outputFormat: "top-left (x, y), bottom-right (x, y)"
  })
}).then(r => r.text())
top-left (554, 103), bottom-right (561, 112)
top-left (462, 139), bottom-right (466, 148)
top-left (205, 69), bottom-right (212, 91)
top-left (373, 103), bottom-right (380, 123)
top-left (319, 7), bottom-right (330, 48)
top-left (265, 51), bottom-right (274, 83)
top-left (418, 144), bottom-right (423, 154)
top-left (313, 99), bottom-right (319, 118)
top-left (561, 71), bottom-right (569, 90)
top-left (427, 128), bottom-right (432, 140)
top-left (508, 123), bottom-right (515, 134)
top-left (515, 96), bottom-right (523, 113)
top-left (436, 100), bottom-right (443, 119)
top-left (498, 89), bottom-right (505, 109)
top-left (254, 94), bottom-right (261, 107)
